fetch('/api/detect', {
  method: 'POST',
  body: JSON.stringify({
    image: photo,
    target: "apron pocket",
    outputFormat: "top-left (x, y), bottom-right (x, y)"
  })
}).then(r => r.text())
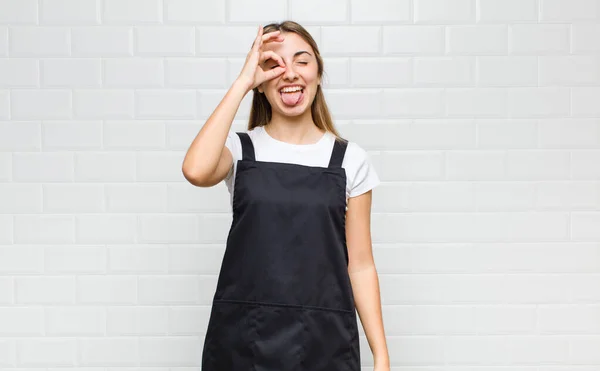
top-left (253, 304), bottom-right (305, 370)
top-left (300, 307), bottom-right (360, 370)
top-left (201, 300), bottom-right (257, 370)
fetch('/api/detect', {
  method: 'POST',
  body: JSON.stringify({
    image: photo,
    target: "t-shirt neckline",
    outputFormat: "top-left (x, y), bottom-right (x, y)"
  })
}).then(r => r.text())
top-left (258, 125), bottom-right (330, 150)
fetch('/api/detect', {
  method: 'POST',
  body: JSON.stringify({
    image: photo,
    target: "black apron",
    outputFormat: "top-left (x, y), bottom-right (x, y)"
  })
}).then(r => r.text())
top-left (201, 131), bottom-right (360, 370)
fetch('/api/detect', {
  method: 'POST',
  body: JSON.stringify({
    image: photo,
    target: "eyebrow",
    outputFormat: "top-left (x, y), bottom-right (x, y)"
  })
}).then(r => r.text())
top-left (294, 50), bottom-right (312, 57)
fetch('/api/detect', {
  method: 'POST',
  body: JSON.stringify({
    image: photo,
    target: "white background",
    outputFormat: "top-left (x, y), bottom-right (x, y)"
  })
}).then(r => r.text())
top-left (1, 0), bottom-right (600, 369)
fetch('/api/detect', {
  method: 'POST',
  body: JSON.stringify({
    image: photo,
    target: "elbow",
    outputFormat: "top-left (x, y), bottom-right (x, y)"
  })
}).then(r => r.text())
top-left (182, 164), bottom-right (210, 187)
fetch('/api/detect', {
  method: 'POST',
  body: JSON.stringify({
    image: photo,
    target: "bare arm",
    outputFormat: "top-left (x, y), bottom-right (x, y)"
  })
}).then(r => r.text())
top-left (181, 80), bottom-right (249, 187)
top-left (346, 190), bottom-right (390, 369)
top-left (181, 25), bottom-right (286, 188)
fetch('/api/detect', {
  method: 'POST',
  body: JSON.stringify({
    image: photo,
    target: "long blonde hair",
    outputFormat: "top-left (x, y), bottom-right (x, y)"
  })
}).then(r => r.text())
top-left (247, 20), bottom-right (343, 141)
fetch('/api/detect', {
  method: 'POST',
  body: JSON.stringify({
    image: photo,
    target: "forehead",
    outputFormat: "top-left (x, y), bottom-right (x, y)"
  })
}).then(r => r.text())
top-left (263, 32), bottom-right (313, 56)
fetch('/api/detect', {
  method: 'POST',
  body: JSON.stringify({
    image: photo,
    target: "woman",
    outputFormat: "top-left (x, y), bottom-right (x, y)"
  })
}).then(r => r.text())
top-left (182, 20), bottom-right (390, 370)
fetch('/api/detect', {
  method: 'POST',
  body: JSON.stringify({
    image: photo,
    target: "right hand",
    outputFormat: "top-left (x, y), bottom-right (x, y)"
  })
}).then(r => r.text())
top-left (236, 25), bottom-right (287, 93)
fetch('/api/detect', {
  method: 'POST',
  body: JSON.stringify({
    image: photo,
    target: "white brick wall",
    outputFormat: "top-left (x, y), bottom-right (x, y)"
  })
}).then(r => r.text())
top-left (0, 0), bottom-right (599, 369)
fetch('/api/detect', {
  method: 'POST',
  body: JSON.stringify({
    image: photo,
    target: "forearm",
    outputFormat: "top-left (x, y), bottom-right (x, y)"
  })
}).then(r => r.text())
top-left (182, 79), bottom-right (249, 179)
top-left (349, 264), bottom-right (390, 366)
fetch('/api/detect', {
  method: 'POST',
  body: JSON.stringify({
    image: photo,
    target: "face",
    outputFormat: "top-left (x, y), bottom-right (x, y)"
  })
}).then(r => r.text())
top-left (257, 32), bottom-right (320, 116)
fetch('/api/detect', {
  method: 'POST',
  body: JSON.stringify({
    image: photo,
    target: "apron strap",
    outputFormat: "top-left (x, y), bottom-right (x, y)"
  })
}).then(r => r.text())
top-left (236, 132), bottom-right (256, 161)
top-left (328, 137), bottom-right (348, 168)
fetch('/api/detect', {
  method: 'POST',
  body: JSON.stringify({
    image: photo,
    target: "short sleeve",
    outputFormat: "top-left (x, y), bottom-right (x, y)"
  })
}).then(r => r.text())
top-left (345, 143), bottom-right (381, 198)
top-left (224, 130), bottom-right (242, 182)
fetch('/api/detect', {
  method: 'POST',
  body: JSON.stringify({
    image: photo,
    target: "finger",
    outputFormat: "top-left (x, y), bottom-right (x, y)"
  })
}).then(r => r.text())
top-left (261, 30), bottom-right (281, 42)
top-left (259, 50), bottom-right (285, 68)
top-left (264, 66), bottom-right (286, 81)
top-left (252, 25), bottom-right (263, 50)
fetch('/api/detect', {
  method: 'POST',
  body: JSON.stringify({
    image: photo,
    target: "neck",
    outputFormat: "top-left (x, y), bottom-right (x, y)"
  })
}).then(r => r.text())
top-left (264, 118), bottom-right (325, 145)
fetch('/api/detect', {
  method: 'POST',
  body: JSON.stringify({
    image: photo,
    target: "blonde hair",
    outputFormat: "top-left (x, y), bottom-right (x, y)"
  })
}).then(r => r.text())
top-left (247, 20), bottom-right (344, 141)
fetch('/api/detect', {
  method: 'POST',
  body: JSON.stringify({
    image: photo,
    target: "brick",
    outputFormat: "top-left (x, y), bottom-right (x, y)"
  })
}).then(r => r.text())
top-left (42, 121), bottom-right (102, 150)
top-left (509, 24), bottom-right (570, 54)
top-left (0, 59), bottom-right (39, 87)
top-left (446, 151), bottom-right (505, 180)
top-left (196, 26), bottom-right (270, 55)
top-left (9, 27), bottom-right (70, 56)
top-left (42, 59), bottom-right (102, 87)
top-left (16, 338), bottom-right (76, 364)
top-left (41, 0), bottom-right (99, 24)
top-left (351, 0), bottom-right (411, 23)
top-left (136, 151), bottom-right (189, 181)
top-left (77, 276), bottom-right (137, 304)
top-left (383, 26), bottom-right (444, 55)
top-left (103, 0), bottom-right (162, 23)
top-left (571, 150), bottom-right (600, 180)
top-left (76, 215), bottom-right (136, 243)
top-left (165, 0), bottom-right (225, 23)
top-left (506, 151), bottom-right (571, 180)
top-left (44, 184), bottom-right (104, 213)
top-left (106, 307), bottom-right (168, 334)
top-left (414, 57), bottom-right (474, 86)
top-left (447, 25), bottom-right (508, 55)
top-left (45, 307), bottom-right (106, 334)
top-left (103, 120), bottom-right (165, 149)
top-left (14, 215), bottom-right (75, 244)
top-left (382, 88), bottom-right (444, 117)
top-left (0, 183), bottom-right (42, 213)
top-left (508, 87), bottom-right (571, 117)
top-left (74, 152), bottom-right (135, 182)
top-left (0, 0), bottom-right (38, 24)
top-left (477, 56), bottom-right (538, 86)
top-left (229, 0), bottom-right (286, 22)
top-left (0, 27), bottom-right (7, 55)
top-left (325, 90), bottom-right (383, 118)
top-left (138, 215), bottom-right (198, 243)
top-left (0, 246), bottom-right (43, 273)
top-left (72, 27), bottom-right (133, 56)
top-left (540, 0), bottom-right (599, 21)
top-left (104, 58), bottom-right (164, 87)
top-left (166, 58), bottom-right (227, 87)
top-left (572, 24), bottom-right (600, 53)
top-left (538, 118), bottom-right (600, 148)
top-left (74, 90), bottom-right (134, 119)
top-left (135, 27), bottom-right (195, 56)
top-left (12, 152), bottom-right (74, 182)
top-left (79, 338), bottom-right (137, 364)
top-left (11, 90), bottom-right (72, 120)
top-left (108, 245), bottom-right (168, 273)
top-left (322, 26), bottom-right (381, 54)
top-left (136, 90), bottom-right (196, 119)
top-left (0, 90), bottom-right (7, 119)
top-left (105, 184), bottom-right (167, 212)
top-left (446, 88), bottom-right (507, 117)
top-left (414, 0), bottom-right (475, 23)
top-left (351, 57), bottom-right (411, 86)
top-left (290, 0), bottom-right (346, 23)
top-left (0, 121), bottom-right (40, 151)
top-left (477, 119), bottom-right (537, 148)
top-left (539, 56), bottom-right (600, 85)
top-left (477, 0), bottom-right (538, 22)
top-left (572, 87), bottom-right (600, 117)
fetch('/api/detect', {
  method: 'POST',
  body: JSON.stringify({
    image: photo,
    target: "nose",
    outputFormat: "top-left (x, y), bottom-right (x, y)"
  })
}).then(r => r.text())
top-left (281, 60), bottom-right (298, 81)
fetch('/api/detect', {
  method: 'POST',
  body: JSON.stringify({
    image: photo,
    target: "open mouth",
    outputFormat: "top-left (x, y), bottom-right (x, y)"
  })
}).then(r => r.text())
top-left (279, 86), bottom-right (304, 106)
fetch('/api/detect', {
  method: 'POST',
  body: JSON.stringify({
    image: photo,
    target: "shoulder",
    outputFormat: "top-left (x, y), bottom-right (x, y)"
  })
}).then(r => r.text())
top-left (225, 127), bottom-right (260, 159)
top-left (341, 139), bottom-right (368, 168)
top-left (340, 138), bottom-right (380, 198)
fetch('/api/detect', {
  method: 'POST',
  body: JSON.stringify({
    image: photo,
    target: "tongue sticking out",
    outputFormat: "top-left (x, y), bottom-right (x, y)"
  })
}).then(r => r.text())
top-left (280, 90), bottom-right (303, 106)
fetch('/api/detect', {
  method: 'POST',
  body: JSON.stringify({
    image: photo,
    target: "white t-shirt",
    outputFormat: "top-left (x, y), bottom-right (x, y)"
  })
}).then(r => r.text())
top-left (223, 125), bottom-right (380, 210)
